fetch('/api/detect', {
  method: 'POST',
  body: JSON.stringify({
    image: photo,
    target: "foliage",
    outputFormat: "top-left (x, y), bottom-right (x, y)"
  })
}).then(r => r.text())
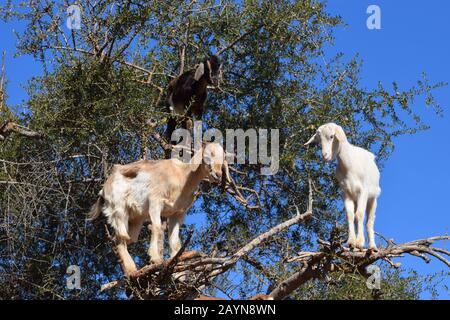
top-left (0, 0), bottom-right (445, 299)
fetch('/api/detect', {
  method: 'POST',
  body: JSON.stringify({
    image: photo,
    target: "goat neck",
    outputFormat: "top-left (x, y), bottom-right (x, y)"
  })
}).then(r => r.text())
top-left (336, 139), bottom-right (353, 169)
top-left (181, 148), bottom-right (208, 192)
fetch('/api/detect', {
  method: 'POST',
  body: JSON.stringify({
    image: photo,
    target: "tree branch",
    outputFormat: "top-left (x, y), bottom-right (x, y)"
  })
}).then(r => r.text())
top-left (270, 235), bottom-right (450, 300)
top-left (216, 23), bottom-right (264, 56)
top-left (0, 54), bottom-right (41, 142)
top-left (0, 121), bottom-right (41, 141)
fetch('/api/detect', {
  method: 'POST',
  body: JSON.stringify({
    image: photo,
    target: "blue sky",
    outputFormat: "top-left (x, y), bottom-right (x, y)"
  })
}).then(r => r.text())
top-left (324, 0), bottom-right (449, 298)
top-left (0, 0), bottom-right (448, 299)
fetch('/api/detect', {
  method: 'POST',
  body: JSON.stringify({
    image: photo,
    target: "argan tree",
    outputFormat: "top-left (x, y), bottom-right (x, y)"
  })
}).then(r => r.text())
top-left (0, 0), bottom-right (448, 300)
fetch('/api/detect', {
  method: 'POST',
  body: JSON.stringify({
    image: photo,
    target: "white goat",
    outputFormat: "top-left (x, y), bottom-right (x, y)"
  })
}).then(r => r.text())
top-left (89, 142), bottom-right (230, 275)
top-left (305, 123), bottom-right (381, 250)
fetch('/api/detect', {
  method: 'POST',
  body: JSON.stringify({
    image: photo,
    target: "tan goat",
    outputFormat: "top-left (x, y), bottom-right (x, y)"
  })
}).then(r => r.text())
top-left (89, 143), bottom-right (231, 275)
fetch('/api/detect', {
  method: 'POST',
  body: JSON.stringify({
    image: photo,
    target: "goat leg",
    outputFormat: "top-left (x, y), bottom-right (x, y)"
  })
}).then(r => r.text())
top-left (115, 238), bottom-right (138, 277)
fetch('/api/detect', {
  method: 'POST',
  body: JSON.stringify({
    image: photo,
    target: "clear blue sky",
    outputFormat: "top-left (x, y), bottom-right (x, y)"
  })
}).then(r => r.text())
top-left (0, 0), bottom-right (448, 299)
top-left (324, 0), bottom-right (450, 298)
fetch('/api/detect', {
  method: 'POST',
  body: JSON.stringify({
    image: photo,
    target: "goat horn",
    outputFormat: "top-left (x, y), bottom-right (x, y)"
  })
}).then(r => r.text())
top-left (304, 133), bottom-right (318, 146)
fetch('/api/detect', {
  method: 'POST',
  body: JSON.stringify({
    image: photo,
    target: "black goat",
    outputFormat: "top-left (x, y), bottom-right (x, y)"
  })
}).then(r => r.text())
top-left (166, 55), bottom-right (221, 142)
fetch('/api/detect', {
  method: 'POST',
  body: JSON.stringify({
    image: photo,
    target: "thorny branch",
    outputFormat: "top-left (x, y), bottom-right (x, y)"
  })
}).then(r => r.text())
top-left (216, 23), bottom-right (265, 56)
top-left (0, 121), bottom-right (42, 141)
top-left (269, 235), bottom-right (450, 300)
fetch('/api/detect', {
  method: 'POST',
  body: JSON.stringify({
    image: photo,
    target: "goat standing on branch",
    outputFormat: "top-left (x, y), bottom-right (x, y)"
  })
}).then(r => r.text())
top-left (305, 123), bottom-right (381, 251)
top-left (166, 55), bottom-right (221, 143)
top-left (89, 142), bottom-right (231, 276)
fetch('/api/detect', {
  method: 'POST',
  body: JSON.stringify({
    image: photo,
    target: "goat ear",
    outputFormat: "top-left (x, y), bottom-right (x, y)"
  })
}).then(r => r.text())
top-left (333, 125), bottom-right (347, 142)
top-left (194, 63), bottom-right (205, 81)
top-left (304, 133), bottom-right (319, 146)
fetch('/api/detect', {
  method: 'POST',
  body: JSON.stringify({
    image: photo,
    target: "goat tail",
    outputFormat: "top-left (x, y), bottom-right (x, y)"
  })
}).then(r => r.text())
top-left (87, 196), bottom-right (104, 221)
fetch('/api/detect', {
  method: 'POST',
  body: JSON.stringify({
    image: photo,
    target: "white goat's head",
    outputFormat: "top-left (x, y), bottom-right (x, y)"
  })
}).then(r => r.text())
top-left (201, 142), bottom-right (231, 185)
top-left (304, 123), bottom-right (347, 162)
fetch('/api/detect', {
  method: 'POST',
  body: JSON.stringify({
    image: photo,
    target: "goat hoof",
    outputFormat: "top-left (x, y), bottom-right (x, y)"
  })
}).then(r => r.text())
top-left (368, 246), bottom-right (378, 253)
top-left (346, 241), bottom-right (356, 250)
top-left (355, 239), bottom-right (365, 249)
